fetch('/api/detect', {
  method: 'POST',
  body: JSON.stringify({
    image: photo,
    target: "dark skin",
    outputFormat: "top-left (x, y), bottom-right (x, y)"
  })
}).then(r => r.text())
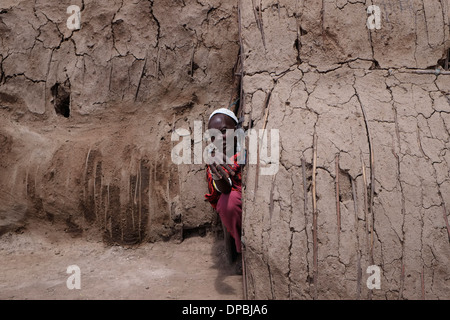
top-left (207, 114), bottom-right (237, 194)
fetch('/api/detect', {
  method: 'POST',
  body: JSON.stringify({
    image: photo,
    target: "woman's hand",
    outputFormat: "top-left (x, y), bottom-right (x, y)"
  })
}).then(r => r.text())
top-left (209, 150), bottom-right (235, 178)
top-left (208, 150), bottom-right (235, 193)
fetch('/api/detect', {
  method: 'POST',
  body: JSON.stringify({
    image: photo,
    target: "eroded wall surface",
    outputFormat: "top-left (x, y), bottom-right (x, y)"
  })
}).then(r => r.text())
top-left (1, 0), bottom-right (450, 300)
top-left (240, 0), bottom-right (450, 299)
top-left (0, 0), bottom-right (239, 243)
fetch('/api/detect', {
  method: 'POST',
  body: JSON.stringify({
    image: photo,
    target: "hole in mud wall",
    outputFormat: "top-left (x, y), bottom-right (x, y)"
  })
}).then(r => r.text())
top-left (0, 92), bottom-right (19, 105)
top-left (51, 81), bottom-right (71, 118)
top-left (182, 226), bottom-right (208, 239)
top-left (437, 48), bottom-right (450, 70)
top-left (293, 38), bottom-right (302, 64)
top-left (369, 60), bottom-right (381, 70)
top-left (338, 170), bottom-right (353, 202)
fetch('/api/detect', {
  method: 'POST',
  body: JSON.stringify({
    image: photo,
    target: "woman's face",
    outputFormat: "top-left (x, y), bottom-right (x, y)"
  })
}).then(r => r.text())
top-left (208, 114), bottom-right (237, 156)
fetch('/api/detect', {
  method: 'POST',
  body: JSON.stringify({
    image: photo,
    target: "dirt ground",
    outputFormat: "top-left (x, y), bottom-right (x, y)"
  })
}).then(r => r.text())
top-left (0, 218), bottom-right (243, 300)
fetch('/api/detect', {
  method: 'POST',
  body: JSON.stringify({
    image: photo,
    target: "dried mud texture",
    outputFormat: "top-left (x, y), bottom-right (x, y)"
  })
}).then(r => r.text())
top-left (1, 0), bottom-right (450, 301)
top-left (0, 0), bottom-right (240, 243)
top-left (240, 0), bottom-right (450, 299)
top-left (0, 218), bottom-right (242, 300)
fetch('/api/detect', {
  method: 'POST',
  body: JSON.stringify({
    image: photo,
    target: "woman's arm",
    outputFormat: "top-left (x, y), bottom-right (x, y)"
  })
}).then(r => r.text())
top-left (210, 163), bottom-right (233, 194)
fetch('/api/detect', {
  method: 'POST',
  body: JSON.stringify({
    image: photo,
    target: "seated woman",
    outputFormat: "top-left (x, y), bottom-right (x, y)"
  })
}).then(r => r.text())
top-left (204, 108), bottom-right (243, 274)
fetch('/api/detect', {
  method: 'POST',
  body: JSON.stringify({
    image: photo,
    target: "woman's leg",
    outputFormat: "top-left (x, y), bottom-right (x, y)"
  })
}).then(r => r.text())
top-left (216, 190), bottom-right (242, 253)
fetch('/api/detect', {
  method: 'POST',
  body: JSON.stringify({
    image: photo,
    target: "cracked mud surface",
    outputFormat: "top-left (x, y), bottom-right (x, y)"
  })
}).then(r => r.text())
top-left (0, 0), bottom-right (240, 242)
top-left (242, 66), bottom-right (450, 300)
top-left (1, 0), bottom-right (450, 300)
top-left (0, 0), bottom-right (242, 300)
top-left (240, 0), bottom-right (450, 299)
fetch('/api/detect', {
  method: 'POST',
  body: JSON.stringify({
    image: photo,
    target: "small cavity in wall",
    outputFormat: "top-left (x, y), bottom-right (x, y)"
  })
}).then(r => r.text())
top-left (437, 48), bottom-right (449, 70)
top-left (51, 80), bottom-right (71, 118)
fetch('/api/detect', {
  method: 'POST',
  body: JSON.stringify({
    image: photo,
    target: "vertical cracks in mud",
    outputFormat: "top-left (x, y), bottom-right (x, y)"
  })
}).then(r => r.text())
top-left (335, 154), bottom-right (341, 245)
top-left (354, 88), bottom-right (376, 269)
top-left (312, 131), bottom-right (318, 300)
top-left (286, 172), bottom-right (296, 299)
top-left (237, 0), bottom-right (245, 118)
top-left (391, 95), bottom-right (408, 299)
top-left (147, 0), bottom-right (162, 80)
top-left (251, 0), bottom-right (266, 50)
top-left (148, 0), bottom-right (161, 47)
top-left (253, 89), bottom-right (272, 200)
top-left (135, 56), bottom-right (147, 102)
top-left (441, 200), bottom-right (450, 242)
top-left (351, 177), bottom-right (362, 299)
top-left (301, 157), bottom-right (312, 296)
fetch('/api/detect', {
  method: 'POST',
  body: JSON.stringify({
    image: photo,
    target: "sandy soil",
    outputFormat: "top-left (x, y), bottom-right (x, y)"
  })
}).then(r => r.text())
top-left (0, 218), bottom-right (243, 300)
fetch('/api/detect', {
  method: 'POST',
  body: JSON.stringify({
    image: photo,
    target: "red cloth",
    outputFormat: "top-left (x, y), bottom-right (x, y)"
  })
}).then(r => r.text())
top-left (204, 153), bottom-right (242, 209)
top-left (216, 189), bottom-right (242, 253)
top-left (205, 153), bottom-right (242, 252)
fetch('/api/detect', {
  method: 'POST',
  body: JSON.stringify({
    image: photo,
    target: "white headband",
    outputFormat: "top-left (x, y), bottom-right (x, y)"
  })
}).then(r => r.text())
top-left (209, 108), bottom-right (239, 124)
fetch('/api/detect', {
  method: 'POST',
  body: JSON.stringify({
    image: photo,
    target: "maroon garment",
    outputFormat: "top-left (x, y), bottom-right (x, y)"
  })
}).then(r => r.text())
top-left (204, 153), bottom-right (242, 209)
top-left (216, 187), bottom-right (242, 253)
top-left (205, 153), bottom-right (242, 252)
